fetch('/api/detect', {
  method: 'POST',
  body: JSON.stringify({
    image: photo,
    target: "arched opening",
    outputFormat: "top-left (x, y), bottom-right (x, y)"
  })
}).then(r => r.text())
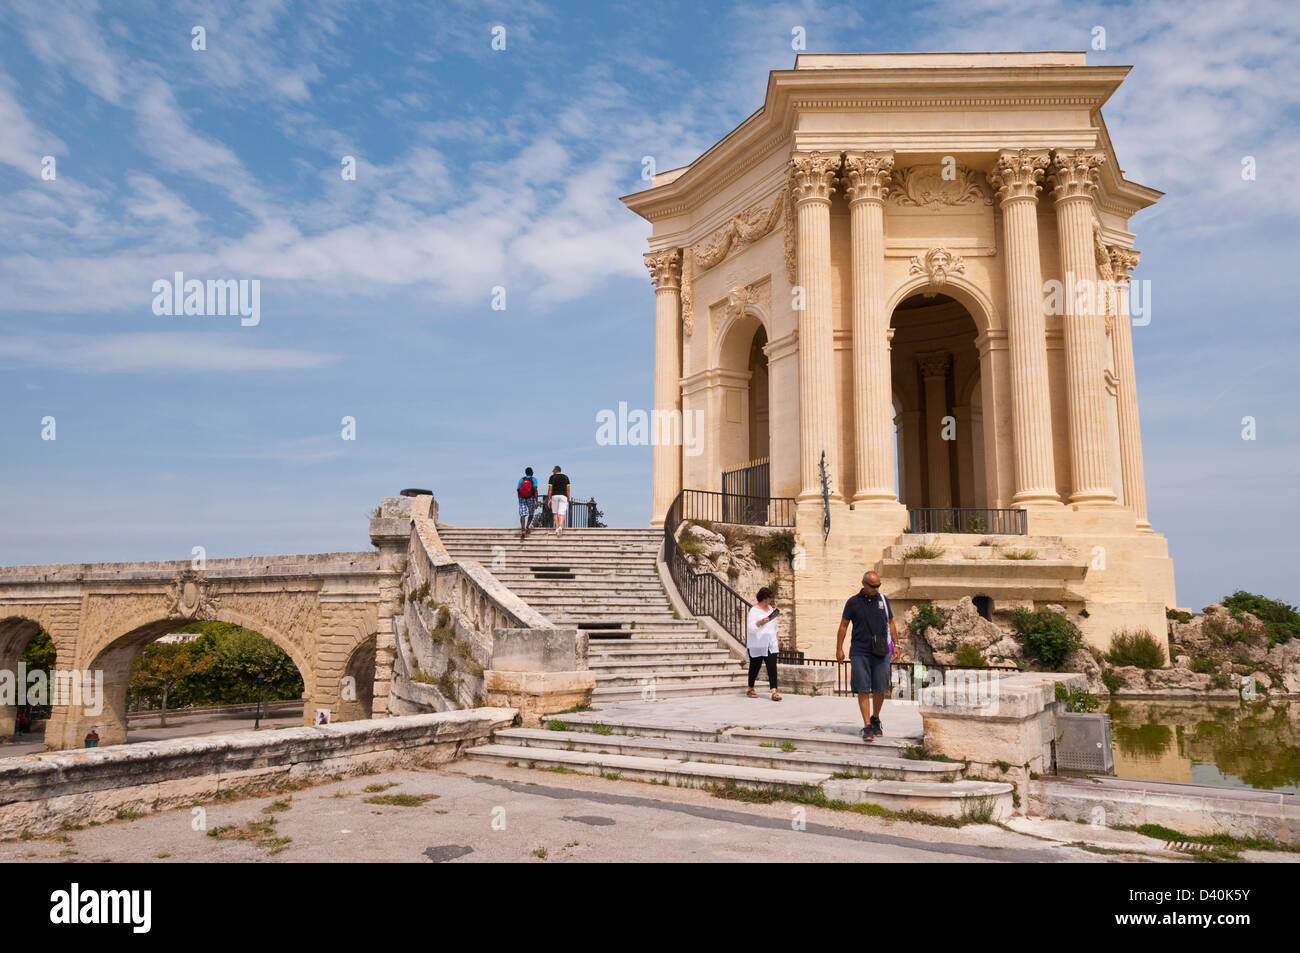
top-left (889, 293), bottom-right (987, 510)
top-left (339, 634), bottom-right (377, 722)
top-left (83, 618), bottom-right (308, 748)
top-left (0, 617), bottom-right (57, 745)
top-left (974, 595), bottom-right (993, 621)
top-left (716, 312), bottom-right (771, 478)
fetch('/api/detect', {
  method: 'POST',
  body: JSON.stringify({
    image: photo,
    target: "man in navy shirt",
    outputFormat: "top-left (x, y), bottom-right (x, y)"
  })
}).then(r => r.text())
top-left (836, 570), bottom-right (897, 742)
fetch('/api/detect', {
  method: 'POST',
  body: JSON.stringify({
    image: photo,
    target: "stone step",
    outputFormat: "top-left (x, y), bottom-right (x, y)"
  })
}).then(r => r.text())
top-left (591, 680), bottom-right (753, 701)
top-left (589, 657), bottom-right (741, 676)
top-left (464, 744), bottom-right (831, 790)
top-left (725, 726), bottom-right (920, 757)
top-left (587, 647), bottom-right (731, 661)
top-left (592, 668), bottom-right (750, 689)
top-left (495, 728), bottom-right (960, 780)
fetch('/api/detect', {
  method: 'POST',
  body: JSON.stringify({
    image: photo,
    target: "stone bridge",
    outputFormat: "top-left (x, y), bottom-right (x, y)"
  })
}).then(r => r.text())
top-left (0, 551), bottom-right (398, 749)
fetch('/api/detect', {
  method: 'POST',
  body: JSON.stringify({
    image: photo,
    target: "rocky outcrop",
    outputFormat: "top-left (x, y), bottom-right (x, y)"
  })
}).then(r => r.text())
top-left (898, 597), bottom-right (1023, 667)
top-left (1165, 603), bottom-right (1300, 697)
top-left (677, 521), bottom-right (796, 648)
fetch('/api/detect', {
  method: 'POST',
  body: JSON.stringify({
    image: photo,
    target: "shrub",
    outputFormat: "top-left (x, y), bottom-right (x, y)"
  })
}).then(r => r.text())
top-left (1189, 657), bottom-right (1218, 674)
top-left (1001, 549), bottom-right (1038, 560)
top-left (908, 602), bottom-right (943, 638)
top-left (1010, 607), bottom-right (1082, 671)
top-left (752, 531), bottom-right (796, 571)
top-left (954, 644), bottom-right (986, 667)
top-left (1166, 608), bottom-right (1193, 623)
top-left (1100, 668), bottom-right (1122, 694)
top-left (678, 534), bottom-right (707, 557)
top-left (904, 544), bottom-right (944, 560)
top-left (1105, 629), bottom-right (1166, 669)
top-left (1221, 590), bottom-right (1300, 644)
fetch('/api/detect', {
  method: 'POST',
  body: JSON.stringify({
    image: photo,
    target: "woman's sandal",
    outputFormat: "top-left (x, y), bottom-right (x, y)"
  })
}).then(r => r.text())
top-left (770, 691), bottom-right (783, 701)
top-left (746, 689), bottom-right (758, 698)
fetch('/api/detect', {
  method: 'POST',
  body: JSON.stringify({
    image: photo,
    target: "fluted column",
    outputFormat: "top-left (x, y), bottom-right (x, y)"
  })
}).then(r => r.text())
top-left (1049, 149), bottom-right (1118, 505)
top-left (990, 150), bottom-right (1060, 505)
top-left (843, 151), bottom-right (897, 503)
top-left (1108, 246), bottom-right (1151, 530)
top-left (646, 248), bottom-right (682, 526)
top-left (920, 352), bottom-right (953, 508)
top-left (789, 151), bottom-right (842, 501)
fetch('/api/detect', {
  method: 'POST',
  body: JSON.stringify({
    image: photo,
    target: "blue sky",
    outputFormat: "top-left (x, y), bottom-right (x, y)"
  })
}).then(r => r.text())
top-left (1, 0), bottom-right (1297, 612)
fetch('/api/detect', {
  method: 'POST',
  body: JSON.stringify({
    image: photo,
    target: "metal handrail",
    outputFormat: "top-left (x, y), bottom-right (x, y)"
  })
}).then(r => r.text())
top-left (776, 654), bottom-right (1021, 697)
top-left (663, 491), bottom-right (753, 647)
top-left (679, 488), bottom-right (796, 528)
top-left (907, 507), bottom-right (1027, 535)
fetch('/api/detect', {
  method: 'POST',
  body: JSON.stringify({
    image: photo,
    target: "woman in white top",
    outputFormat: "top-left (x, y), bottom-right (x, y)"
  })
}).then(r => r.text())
top-left (745, 587), bottom-right (782, 701)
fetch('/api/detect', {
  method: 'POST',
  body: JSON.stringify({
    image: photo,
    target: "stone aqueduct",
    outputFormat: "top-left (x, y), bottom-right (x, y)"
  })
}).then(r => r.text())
top-left (0, 548), bottom-right (396, 749)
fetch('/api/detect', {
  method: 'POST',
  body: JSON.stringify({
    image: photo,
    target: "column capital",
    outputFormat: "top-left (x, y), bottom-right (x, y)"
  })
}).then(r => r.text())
top-left (1107, 245), bottom-right (1141, 282)
top-left (1048, 148), bottom-right (1106, 204)
top-left (918, 351), bottom-right (951, 380)
top-left (789, 151), bottom-right (841, 204)
top-left (644, 248), bottom-right (682, 291)
top-left (990, 149), bottom-right (1051, 205)
top-left (841, 151), bottom-right (895, 204)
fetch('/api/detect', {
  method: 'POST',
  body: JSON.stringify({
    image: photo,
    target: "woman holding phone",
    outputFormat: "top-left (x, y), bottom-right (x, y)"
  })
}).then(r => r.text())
top-left (745, 587), bottom-right (782, 700)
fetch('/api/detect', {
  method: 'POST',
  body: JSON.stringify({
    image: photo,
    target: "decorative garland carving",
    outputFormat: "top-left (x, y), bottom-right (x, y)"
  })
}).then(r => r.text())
top-left (680, 249), bottom-right (694, 336)
top-left (887, 163), bottom-right (991, 208)
top-left (692, 198), bottom-right (783, 273)
top-left (783, 184), bottom-right (797, 285)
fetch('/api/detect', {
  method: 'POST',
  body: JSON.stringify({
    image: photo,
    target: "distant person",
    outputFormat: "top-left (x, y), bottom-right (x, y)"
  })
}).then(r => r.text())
top-left (546, 466), bottom-right (570, 534)
top-left (746, 587), bottom-right (782, 700)
top-left (15, 709), bottom-right (29, 734)
top-left (836, 570), bottom-right (897, 742)
top-left (84, 727), bottom-right (100, 748)
top-left (517, 466), bottom-right (539, 539)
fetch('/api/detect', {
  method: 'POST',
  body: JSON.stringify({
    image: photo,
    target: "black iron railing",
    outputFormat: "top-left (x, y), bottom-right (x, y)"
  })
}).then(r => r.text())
top-left (776, 655), bottom-right (1021, 697)
top-left (680, 488), bottom-right (796, 528)
top-left (664, 492), bottom-right (752, 647)
top-left (533, 497), bottom-right (602, 529)
top-left (722, 458), bottom-right (770, 503)
top-left (907, 507), bottom-right (1027, 535)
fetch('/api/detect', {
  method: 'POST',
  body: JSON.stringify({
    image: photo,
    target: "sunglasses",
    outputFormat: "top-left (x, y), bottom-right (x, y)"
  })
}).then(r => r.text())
top-left (864, 581), bottom-right (880, 588)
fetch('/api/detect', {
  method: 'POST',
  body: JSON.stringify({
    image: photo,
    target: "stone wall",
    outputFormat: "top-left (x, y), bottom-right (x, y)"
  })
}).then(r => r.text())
top-left (0, 708), bottom-right (515, 838)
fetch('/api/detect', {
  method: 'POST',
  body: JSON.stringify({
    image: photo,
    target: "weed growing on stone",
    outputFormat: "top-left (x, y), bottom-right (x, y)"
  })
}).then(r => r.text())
top-left (363, 793), bottom-right (438, 807)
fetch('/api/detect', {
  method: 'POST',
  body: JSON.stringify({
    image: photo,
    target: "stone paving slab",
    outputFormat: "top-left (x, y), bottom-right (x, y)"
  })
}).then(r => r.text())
top-left (576, 693), bottom-right (925, 738)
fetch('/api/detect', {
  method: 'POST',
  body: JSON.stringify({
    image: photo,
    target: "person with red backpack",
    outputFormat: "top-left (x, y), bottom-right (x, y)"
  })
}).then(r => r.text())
top-left (517, 467), bottom-right (539, 539)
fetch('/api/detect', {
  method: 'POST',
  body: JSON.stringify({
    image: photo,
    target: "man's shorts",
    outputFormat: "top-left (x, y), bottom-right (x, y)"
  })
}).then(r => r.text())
top-left (550, 495), bottom-right (569, 517)
top-left (850, 653), bottom-right (891, 694)
top-left (518, 497), bottom-right (536, 518)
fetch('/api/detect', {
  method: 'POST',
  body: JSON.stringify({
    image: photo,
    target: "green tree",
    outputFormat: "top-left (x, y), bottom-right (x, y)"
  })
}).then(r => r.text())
top-left (129, 642), bottom-right (212, 726)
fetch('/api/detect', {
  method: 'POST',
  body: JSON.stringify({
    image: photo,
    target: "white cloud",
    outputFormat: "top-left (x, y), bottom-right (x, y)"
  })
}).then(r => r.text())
top-left (0, 332), bottom-right (337, 373)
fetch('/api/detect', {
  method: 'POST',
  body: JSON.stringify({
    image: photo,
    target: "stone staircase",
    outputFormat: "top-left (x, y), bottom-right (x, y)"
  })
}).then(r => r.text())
top-left (879, 533), bottom-right (1089, 603)
top-left (462, 710), bottom-right (1014, 819)
top-left (437, 528), bottom-right (749, 701)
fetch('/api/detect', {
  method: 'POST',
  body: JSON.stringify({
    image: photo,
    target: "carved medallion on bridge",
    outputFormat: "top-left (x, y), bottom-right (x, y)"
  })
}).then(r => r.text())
top-left (909, 246), bottom-right (966, 289)
top-left (170, 572), bottom-right (212, 619)
top-left (888, 163), bottom-right (992, 208)
top-left (692, 198), bottom-right (784, 273)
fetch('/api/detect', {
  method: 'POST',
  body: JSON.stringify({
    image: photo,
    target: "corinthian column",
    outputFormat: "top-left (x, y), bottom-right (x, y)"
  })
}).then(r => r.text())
top-left (990, 149), bottom-right (1060, 506)
top-left (1108, 246), bottom-right (1151, 530)
top-left (843, 151), bottom-right (897, 503)
top-left (1049, 149), bottom-right (1118, 505)
top-left (789, 151), bottom-right (842, 502)
top-left (646, 248), bottom-right (682, 526)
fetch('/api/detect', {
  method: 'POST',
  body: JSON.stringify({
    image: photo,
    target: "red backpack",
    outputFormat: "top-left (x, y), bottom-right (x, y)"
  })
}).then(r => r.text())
top-left (517, 476), bottom-right (534, 499)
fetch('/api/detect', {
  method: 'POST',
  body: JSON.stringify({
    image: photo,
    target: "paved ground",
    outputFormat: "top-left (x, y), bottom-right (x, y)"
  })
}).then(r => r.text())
top-left (574, 693), bottom-right (924, 738)
top-left (0, 705), bottom-right (304, 759)
top-left (0, 760), bottom-right (1147, 864)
